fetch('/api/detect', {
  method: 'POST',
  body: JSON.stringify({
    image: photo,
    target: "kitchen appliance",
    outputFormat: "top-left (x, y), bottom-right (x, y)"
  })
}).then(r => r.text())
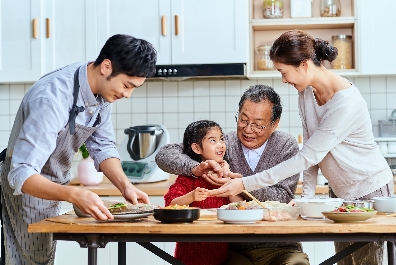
top-left (118, 124), bottom-right (170, 183)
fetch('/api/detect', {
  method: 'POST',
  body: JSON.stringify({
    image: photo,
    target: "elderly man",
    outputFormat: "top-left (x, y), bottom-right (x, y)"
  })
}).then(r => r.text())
top-left (155, 84), bottom-right (310, 265)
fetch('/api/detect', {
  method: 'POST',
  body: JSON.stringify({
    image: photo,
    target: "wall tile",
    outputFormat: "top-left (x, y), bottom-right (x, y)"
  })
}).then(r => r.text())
top-left (361, 93), bottom-right (371, 109)
top-left (387, 77), bottom-right (396, 93)
top-left (133, 83), bottom-right (147, 97)
top-left (163, 97), bottom-right (178, 113)
top-left (370, 76), bottom-right (387, 93)
top-left (289, 111), bottom-right (301, 127)
top-left (354, 77), bottom-right (370, 93)
top-left (225, 80), bottom-right (242, 96)
top-left (0, 116), bottom-right (10, 131)
top-left (194, 97), bottom-right (210, 112)
top-left (225, 96), bottom-right (240, 112)
top-left (0, 85), bottom-right (9, 100)
top-left (178, 113), bottom-right (194, 130)
top-left (370, 93), bottom-right (387, 109)
top-left (241, 79), bottom-right (257, 90)
top-left (289, 127), bottom-right (303, 141)
top-left (9, 84), bottom-right (25, 99)
top-left (147, 113), bottom-right (163, 125)
top-left (116, 97), bottom-right (133, 114)
top-left (370, 109), bottom-right (388, 126)
top-left (163, 113), bottom-right (179, 129)
top-left (147, 82), bottom-right (162, 97)
top-left (167, 128), bottom-right (180, 144)
top-left (178, 97), bottom-right (194, 112)
top-left (147, 97), bottom-right (163, 113)
top-left (210, 96), bottom-right (225, 112)
top-left (0, 100), bottom-right (9, 115)
top-left (278, 111), bottom-right (290, 128)
top-left (225, 112), bottom-right (237, 129)
top-left (194, 112), bottom-right (210, 122)
top-left (131, 97), bottom-right (147, 113)
top-left (209, 81), bottom-right (225, 96)
top-left (116, 114), bottom-right (132, 130)
top-left (9, 99), bottom-right (20, 115)
top-left (193, 81), bottom-right (210, 96)
top-left (178, 82), bottom-right (194, 96)
top-left (0, 131), bottom-right (10, 147)
top-left (281, 94), bottom-right (290, 111)
top-left (131, 113), bottom-right (147, 126)
top-left (163, 82), bottom-right (178, 97)
top-left (289, 94), bottom-right (299, 112)
top-left (210, 112), bottom-right (226, 126)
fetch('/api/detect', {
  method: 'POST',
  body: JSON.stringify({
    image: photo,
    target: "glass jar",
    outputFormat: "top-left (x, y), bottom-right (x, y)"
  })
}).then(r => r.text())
top-left (320, 0), bottom-right (341, 17)
top-left (255, 44), bottom-right (274, 70)
top-left (330, 35), bottom-right (353, 69)
top-left (263, 0), bottom-right (284, 19)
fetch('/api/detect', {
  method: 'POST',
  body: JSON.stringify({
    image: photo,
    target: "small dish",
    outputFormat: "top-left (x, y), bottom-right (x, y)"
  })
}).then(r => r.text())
top-left (73, 204), bottom-right (152, 220)
top-left (322, 211), bottom-right (377, 223)
top-left (217, 208), bottom-right (264, 224)
top-left (153, 208), bottom-right (200, 223)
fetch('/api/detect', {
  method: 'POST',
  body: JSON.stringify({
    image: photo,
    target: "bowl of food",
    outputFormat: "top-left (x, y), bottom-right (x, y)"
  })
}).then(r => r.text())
top-left (294, 198), bottom-right (344, 219)
top-left (153, 205), bottom-right (200, 223)
top-left (372, 197), bottom-right (396, 213)
top-left (217, 201), bottom-right (264, 224)
top-left (263, 206), bottom-right (301, 221)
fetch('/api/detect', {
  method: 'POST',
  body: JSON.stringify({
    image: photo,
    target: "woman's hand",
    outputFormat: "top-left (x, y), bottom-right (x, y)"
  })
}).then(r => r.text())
top-left (209, 178), bottom-right (245, 197)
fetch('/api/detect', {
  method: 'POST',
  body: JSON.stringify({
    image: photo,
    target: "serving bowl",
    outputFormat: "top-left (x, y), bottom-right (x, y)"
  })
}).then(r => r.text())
top-left (372, 197), bottom-right (396, 213)
top-left (294, 198), bottom-right (344, 219)
top-left (262, 206), bottom-right (300, 221)
top-left (217, 208), bottom-right (264, 224)
top-left (153, 208), bottom-right (200, 223)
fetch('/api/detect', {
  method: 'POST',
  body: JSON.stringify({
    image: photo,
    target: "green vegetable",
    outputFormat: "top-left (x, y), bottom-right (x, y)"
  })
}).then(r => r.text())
top-left (79, 144), bottom-right (89, 159)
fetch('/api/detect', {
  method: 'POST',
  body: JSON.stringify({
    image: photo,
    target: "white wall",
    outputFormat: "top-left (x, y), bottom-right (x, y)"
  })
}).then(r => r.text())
top-left (1, 75), bottom-right (396, 159)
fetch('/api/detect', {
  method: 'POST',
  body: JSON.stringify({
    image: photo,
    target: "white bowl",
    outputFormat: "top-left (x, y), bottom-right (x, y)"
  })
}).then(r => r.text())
top-left (294, 198), bottom-right (344, 219)
top-left (217, 208), bottom-right (264, 224)
top-left (372, 197), bottom-right (396, 213)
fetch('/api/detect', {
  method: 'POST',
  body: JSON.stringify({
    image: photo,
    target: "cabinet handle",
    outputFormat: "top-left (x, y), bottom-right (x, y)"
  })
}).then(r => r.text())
top-left (46, 18), bottom-right (51, 38)
top-left (161, 16), bottom-right (166, 36)
top-left (32, 18), bottom-right (38, 39)
top-left (174, 15), bottom-right (179, 36)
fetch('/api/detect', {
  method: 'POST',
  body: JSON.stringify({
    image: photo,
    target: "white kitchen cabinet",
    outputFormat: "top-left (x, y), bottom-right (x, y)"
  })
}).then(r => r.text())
top-left (96, 0), bottom-right (248, 65)
top-left (0, 0), bottom-right (96, 83)
top-left (0, 0), bottom-right (43, 82)
top-left (357, 0), bottom-right (396, 75)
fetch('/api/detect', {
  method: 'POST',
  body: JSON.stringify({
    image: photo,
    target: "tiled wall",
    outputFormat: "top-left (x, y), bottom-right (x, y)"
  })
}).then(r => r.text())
top-left (1, 75), bottom-right (396, 155)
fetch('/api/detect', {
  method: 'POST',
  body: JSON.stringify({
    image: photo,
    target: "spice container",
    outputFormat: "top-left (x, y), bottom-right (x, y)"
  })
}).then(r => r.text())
top-left (320, 0), bottom-right (341, 17)
top-left (331, 35), bottom-right (353, 69)
top-left (263, 0), bottom-right (284, 19)
top-left (255, 44), bottom-right (274, 70)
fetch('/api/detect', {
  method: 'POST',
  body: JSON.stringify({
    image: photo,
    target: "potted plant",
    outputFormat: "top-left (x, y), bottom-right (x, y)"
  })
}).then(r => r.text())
top-left (77, 144), bottom-right (103, 186)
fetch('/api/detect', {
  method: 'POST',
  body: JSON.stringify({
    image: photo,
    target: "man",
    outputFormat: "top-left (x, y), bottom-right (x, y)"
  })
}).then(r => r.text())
top-left (155, 84), bottom-right (310, 265)
top-left (0, 34), bottom-right (157, 264)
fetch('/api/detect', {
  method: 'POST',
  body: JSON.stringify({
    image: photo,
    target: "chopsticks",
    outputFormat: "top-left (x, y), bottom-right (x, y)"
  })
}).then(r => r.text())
top-left (243, 190), bottom-right (266, 209)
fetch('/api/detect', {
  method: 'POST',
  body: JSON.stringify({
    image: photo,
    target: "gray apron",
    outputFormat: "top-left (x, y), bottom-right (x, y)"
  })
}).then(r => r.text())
top-left (0, 66), bottom-right (99, 265)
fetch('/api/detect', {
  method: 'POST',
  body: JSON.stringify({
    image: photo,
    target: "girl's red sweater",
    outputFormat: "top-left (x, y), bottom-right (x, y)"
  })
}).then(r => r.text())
top-left (164, 175), bottom-right (230, 265)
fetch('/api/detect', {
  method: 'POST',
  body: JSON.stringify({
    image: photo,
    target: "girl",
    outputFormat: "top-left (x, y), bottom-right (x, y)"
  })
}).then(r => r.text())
top-left (211, 30), bottom-right (393, 265)
top-left (164, 120), bottom-right (242, 265)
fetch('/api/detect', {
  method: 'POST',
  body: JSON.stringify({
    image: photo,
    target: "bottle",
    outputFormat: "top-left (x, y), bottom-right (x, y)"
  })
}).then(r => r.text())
top-left (263, 0), bottom-right (284, 19)
top-left (255, 44), bottom-right (274, 70)
top-left (330, 35), bottom-right (353, 69)
top-left (320, 0), bottom-right (341, 17)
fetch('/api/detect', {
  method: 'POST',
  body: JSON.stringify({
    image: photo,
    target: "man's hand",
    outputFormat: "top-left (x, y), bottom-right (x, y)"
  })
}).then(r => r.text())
top-left (122, 184), bottom-right (151, 205)
top-left (191, 160), bottom-right (225, 178)
top-left (209, 178), bottom-right (245, 197)
top-left (72, 189), bottom-right (114, 221)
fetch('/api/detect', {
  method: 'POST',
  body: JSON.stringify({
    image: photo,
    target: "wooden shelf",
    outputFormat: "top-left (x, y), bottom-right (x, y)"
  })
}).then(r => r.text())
top-left (251, 17), bottom-right (355, 31)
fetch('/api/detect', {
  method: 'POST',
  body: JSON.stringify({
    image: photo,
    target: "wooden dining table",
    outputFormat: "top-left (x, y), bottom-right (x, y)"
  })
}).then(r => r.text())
top-left (28, 211), bottom-right (396, 265)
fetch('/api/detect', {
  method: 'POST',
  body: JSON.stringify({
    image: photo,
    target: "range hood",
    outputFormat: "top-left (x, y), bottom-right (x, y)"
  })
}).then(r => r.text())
top-left (148, 63), bottom-right (247, 81)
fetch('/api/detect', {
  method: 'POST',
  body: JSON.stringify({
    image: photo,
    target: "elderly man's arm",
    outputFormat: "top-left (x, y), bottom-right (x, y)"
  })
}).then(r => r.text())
top-left (155, 143), bottom-right (227, 178)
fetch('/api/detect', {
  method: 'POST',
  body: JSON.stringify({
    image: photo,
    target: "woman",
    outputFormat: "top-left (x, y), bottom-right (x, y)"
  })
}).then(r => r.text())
top-left (210, 30), bottom-right (393, 265)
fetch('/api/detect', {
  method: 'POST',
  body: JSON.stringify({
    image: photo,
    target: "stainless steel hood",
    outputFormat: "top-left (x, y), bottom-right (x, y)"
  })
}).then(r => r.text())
top-left (148, 63), bottom-right (247, 81)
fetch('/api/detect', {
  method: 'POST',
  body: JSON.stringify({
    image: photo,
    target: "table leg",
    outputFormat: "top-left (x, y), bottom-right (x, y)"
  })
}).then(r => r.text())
top-left (387, 241), bottom-right (396, 265)
top-left (118, 242), bottom-right (126, 265)
top-left (136, 242), bottom-right (185, 265)
top-left (88, 247), bottom-right (97, 265)
top-left (319, 242), bottom-right (370, 265)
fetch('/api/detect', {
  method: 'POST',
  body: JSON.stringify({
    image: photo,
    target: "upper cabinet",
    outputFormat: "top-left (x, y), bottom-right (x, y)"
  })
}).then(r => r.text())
top-left (248, 0), bottom-right (357, 79)
top-left (0, 0), bottom-right (96, 83)
top-left (357, 0), bottom-right (396, 75)
top-left (96, 0), bottom-right (248, 65)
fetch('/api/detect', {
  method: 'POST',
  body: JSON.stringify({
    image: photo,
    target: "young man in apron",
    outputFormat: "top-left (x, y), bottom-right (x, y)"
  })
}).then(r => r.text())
top-left (0, 34), bottom-right (157, 265)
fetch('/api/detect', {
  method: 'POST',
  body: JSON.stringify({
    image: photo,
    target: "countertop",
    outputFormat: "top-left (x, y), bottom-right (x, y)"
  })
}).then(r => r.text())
top-left (69, 175), bottom-right (330, 196)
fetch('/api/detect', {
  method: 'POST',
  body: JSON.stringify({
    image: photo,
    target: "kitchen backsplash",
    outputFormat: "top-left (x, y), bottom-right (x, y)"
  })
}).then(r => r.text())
top-left (1, 75), bottom-right (396, 161)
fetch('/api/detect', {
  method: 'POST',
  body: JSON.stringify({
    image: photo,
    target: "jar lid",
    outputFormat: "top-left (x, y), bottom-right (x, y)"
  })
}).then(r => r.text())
top-left (332, 35), bottom-right (352, 40)
top-left (257, 44), bottom-right (271, 51)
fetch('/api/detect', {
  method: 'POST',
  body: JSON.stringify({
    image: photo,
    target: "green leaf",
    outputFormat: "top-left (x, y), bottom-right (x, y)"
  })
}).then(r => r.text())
top-left (79, 144), bottom-right (90, 159)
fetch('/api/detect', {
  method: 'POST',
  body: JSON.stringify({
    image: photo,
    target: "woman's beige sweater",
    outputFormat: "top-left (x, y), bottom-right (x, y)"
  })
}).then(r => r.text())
top-left (243, 84), bottom-right (393, 199)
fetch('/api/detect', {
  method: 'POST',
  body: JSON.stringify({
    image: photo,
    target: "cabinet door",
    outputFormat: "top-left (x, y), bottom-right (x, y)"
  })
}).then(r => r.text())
top-left (171, 0), bottom-right (248, 65)
top-left (41, 0), bottom-right (97, 73)
top-left (358, 0), bottom-right (396, 75)
top-left (96, 0), bottom-right (171, 65)
top-left (0, 0), bottom-right (43, 82)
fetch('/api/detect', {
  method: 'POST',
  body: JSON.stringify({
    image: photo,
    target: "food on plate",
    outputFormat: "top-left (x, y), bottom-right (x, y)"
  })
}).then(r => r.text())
top-left (332, 205), bottom-right (374, 213)
top-left (163, 204), bottom-right (193, 209)
top-left (221, 201), bottom-right (261, 210)
top-left (106, 201), bottom-right (160, 215)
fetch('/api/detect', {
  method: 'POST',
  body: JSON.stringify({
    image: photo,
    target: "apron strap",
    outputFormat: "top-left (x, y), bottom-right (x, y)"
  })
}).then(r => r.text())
top-left (68, 66), bottom-right (85, 135)
top-left (0, 148), bottom-right (6, 163)
top-left (0, 148), bottom-right (6, 265)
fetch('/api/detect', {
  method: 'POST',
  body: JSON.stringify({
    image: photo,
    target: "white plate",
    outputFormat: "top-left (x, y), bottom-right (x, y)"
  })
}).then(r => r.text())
top-left (217, 209), bottom-right (263, 224)
top-left (112, 212), bottom-right (152, 220)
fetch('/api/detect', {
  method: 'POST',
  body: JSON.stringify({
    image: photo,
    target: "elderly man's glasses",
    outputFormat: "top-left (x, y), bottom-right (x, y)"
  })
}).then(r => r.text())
top-left (235, 114), bottom-right (271, 133)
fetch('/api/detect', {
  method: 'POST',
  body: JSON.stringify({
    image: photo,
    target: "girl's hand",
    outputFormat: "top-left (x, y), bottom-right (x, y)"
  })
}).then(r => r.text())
top-left (192, 187), bottom-right (210, 201)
